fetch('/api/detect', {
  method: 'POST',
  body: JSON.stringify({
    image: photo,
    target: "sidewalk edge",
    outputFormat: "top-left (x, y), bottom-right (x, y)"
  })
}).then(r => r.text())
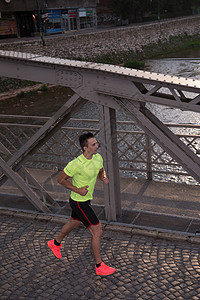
top-left (1, 207), bottom-right (200, 245)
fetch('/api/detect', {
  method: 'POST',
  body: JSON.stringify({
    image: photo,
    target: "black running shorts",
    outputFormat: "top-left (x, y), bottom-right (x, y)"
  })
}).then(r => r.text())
top-left (69, 198), bottom-right (100, 228)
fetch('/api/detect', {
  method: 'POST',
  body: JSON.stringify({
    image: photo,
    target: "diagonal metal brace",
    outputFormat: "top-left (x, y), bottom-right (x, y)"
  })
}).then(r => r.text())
top-left (141, 105), bottom-right (200, 167)
top-left (0, 142), bottom-right (60, 212)
top-left (0, 94), bottom-right (84, 182)
top-left (115, 98), bottom-right (200, 183)
top-left (0, 156), bottom-right (51, 213)
top-left (0, 94), bottom-right (87, 212)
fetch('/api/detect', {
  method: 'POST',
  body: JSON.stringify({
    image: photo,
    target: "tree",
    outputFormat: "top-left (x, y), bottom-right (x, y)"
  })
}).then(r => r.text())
top-left (151, 0), bottom-right (194, 18)
top-left (111, 0), bottom-right (198, 24)
top-left (112, 0), bottom-right (151, 22)
top-left (112, 0), bottom-right (134, 20)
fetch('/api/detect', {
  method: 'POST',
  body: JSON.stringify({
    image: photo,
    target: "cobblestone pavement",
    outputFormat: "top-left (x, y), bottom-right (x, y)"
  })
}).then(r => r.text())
top-left (1, 214), bottom-right (200, 300)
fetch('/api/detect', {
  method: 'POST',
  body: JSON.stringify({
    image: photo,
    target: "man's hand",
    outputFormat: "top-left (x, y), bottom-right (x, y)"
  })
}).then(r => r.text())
top-left (78, 186), bottom-right (89, 196)
top-left (98, 168), bottom-right (109, 184)
top-left (58, 171), bottom-right (89, 196)
top-left (102, 176), bottom-right (109, 184)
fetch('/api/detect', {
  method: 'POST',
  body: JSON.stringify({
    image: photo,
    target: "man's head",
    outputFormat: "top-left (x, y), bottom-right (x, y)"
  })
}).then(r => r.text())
top-left (79, 132), bottom-right (98, 155)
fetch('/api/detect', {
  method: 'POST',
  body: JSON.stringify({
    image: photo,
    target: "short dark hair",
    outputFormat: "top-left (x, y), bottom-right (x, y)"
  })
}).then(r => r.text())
top-left (79, 132), bottom-right (94, 151)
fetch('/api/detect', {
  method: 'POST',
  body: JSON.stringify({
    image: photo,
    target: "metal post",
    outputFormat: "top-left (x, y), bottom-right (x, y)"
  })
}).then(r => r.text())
top-left (99, 104), bottom-right (121, 222)
top-left (36, 0), bottom-right (45, 46)
top-left (55, 131), bottom-right (62, 170)
top-left (0, 95), bottom-right (87, 213)
top-left (115, 98), bottom-right (200, 183)
top-left (146, 134), bottom-right (153, 180)
top-left (158, 0), bottom-right (160, 20)
top-left (0, 157), bottom-right (50, 213)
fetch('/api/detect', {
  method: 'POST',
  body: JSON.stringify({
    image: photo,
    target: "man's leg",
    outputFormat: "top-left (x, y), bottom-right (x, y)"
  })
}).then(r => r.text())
top-left (89, 223), bottom-right (102, 264)
top-left (47, 218), bottom-right (81, 258)
top-left (89, 223), bottom-right (116, 276)
top-left (56, 218), bottom-right (81, 243)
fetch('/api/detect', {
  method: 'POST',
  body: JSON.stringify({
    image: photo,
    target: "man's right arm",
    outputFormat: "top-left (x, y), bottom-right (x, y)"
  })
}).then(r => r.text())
top-left (57, 170), bottom-right (88, 196)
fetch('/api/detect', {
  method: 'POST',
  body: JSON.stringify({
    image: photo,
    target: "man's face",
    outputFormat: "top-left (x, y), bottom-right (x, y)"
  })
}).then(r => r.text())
top-left (84, 137), bottom-right (98, 155)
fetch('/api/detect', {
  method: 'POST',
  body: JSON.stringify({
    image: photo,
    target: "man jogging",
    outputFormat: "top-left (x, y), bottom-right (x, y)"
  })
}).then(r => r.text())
top-left (47, 132), bottom-right (116, 276)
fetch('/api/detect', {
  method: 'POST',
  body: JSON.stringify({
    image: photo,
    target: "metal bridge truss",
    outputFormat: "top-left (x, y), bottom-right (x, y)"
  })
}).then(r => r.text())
top-left (0, 50), bottom-right (200, 221)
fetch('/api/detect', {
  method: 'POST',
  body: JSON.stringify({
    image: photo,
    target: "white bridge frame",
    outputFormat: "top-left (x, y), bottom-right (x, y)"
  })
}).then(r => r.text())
top-left (0, 50), bottom-right (200, 221)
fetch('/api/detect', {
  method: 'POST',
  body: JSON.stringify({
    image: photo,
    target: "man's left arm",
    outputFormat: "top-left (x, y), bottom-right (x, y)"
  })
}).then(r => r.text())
top-left (98, 168), bottom-right (109, 184)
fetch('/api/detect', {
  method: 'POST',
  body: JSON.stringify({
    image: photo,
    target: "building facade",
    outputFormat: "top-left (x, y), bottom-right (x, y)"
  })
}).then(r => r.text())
top-left (0, 0), bottom-right (99, 38)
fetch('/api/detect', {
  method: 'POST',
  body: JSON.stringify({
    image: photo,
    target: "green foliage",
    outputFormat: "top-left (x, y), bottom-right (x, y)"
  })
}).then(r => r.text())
top-left (39, 84), bottom-right (48, 92)
top-left (150, 0), bottom-right (196, 18)
top-left (124, 60), bottom-right (145, 69)
top-left (93, 35), bottom-right (200, 64)
top-left (112, 0), bottom-right (134, 20)
top-left (94, 49), bottom-right (143, 65)
top-left (112, 0), bottom-right (199, 23)
top-left (140, 35), bottom-right (200, 59)
top-left (17, 91), bottom-right (25, 98)
top-left (96, 53), bottom-right (119, 64)
top-left (0, 78), bottom-right (36, 93)
top-left (112, 0), bottom-right (151, 22)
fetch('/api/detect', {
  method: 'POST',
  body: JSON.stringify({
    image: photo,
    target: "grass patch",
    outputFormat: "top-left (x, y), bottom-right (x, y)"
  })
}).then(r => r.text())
top-left (140, 34), bottom-right (200, 59)
top-left (0, 78), bottom-right (37, 93)
top-left (124, 60), bottom-right (145, 69)
top-left (39, 84), bottom-right (48, 92)
top-left (89, 34), bottom-right (200, 65)
top-left (17, 91), bottom-right (25, 98)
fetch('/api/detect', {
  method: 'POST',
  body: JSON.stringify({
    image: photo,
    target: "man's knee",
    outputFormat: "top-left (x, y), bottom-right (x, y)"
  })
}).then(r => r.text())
top-left (70, 218), bottom-right (81, 229)
top-left (89, 223), bottom-right (102, 238)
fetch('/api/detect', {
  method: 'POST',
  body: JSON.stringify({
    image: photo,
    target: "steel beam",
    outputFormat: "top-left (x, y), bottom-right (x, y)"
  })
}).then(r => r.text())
top-left (114, 98), bottom-right (200, 183)
top-left (0, 142), bottom-right (60, 212)
top-left (0, 94), bottom-right (84, 178)
top-left (0, 51), bottom-right (200, 113)
top-left (0, 156), bottom-right (51, 213)
top-left (99, 104), bottom-right (121, 221)
top-left (0, 50), bottom-right (200, 219)
top-left (0, 94), bottom-right (87, 212)
top-left (141, 105), bottom-right (200, 167)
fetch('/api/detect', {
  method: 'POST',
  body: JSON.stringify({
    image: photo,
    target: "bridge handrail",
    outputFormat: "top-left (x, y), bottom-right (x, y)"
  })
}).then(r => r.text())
top-left (0, 50), bottom-right (200, 89)
top-left (0, 115), bottom-right (199, 185)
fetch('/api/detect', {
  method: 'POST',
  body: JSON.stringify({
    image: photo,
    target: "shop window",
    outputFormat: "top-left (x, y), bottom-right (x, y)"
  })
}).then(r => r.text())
top-left (0, 13), bottom-right (17, 38)
top-left (45, 10), bottom-right (62, 34)
top-left (79, 8), bottom-right (94, 29)
top-left (69, 9), bottom-right (77, 30)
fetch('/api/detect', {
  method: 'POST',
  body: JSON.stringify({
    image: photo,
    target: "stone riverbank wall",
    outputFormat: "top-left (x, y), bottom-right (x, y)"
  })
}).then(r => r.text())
top-left (0, 16), bottom-right (200, 62)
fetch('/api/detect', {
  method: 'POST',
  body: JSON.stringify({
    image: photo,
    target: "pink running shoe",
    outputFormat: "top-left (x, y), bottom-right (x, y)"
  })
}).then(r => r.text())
top-left (47, 239), bottom-right (62, 259)
top-left (95, 262), bottom-right (116, 276)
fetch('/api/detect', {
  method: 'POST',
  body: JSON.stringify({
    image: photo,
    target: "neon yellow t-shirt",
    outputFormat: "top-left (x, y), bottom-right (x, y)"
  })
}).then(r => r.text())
top-left (64, 153), bottom-right (103, 202)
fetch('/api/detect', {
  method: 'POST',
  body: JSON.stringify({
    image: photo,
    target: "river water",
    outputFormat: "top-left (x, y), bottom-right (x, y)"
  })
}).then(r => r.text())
top-left (75, 49), bottom-right (200, 125)
top-left (113, 49), bottom-right (200, 184)
top-left (145, 49), bottom-right (200, 125)
top-left (73, 50), bottom-right (200, 126)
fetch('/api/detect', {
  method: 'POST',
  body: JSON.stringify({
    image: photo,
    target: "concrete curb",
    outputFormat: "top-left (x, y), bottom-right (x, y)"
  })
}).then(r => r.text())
top-left (1, 207), bottom-right (200, 245)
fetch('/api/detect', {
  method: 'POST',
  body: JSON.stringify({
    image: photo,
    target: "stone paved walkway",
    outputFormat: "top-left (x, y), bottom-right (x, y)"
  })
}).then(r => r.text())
top-left (1, 213), bottom-right (200, 300)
